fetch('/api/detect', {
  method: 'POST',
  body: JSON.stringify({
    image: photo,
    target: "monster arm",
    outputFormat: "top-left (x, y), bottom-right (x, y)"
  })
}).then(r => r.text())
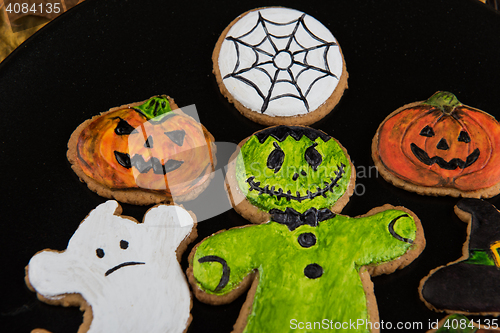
top-left (350, 207), bottom-right (421, 271)
top-left (188, 224), bottom-right (265, 304)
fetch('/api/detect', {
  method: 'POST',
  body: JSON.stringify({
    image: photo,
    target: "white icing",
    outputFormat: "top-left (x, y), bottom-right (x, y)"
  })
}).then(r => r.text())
top-left (28, 200), bottom-right (194, 333)
top-left (218, 7), bottom-right (343, 117)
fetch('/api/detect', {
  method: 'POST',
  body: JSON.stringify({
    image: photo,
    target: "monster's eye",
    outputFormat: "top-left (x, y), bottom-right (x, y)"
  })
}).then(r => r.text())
top-left (267, 142), bottom-right (284, 173)
top-left (305, 143), bottom-right (322, 171)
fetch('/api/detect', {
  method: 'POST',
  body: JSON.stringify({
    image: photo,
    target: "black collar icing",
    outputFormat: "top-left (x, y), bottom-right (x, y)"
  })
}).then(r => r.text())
top-left (270, 207), bottom-right (336, 231)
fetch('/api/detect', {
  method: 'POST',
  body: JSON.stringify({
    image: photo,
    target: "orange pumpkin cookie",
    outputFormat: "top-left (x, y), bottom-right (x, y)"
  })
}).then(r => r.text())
top-left (372, 91), bottom-right (500, 198)
top-left (67, 95), bottom-right (216, 205)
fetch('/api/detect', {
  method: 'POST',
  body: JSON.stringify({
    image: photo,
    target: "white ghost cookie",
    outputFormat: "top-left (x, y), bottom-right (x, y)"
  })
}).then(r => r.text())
top-left (25, 200), bottom-right (197, 333)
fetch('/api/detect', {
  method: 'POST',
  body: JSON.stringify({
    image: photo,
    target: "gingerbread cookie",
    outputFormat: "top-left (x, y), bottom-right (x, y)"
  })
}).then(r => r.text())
top-left (67, 95), bottom-right (216, 205)
top-left (225, 125), bottom-right (355, 224)
top-left (372, 91), bottom-right (500, 198)
top-left (213, 7), bottom-right (348, 126)
top-left (25, 200), bottom-right (197, 333)
top-left (187, 204), bottom-right (425, 333)
top-left (420, 198), bottom-right (500, 316)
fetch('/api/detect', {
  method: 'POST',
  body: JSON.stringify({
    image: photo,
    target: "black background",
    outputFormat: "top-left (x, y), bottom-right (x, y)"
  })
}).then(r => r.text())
top-left (1, 0), bottom-right (500, 332)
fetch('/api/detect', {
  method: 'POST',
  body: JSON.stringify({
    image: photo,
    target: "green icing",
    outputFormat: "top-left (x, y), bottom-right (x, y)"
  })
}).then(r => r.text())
top-left (134, 95), bottom-right (173, 120)
top-left (192, 209), bottom-right (417, 333)
top-left (465, 249), bottom-right (496, 266)
top-left (435, 314), bottom-right (478, 333)
top-left (236, 134), bottom-right (351, 213)
top-left (422, 91), bottom-right (462, 115)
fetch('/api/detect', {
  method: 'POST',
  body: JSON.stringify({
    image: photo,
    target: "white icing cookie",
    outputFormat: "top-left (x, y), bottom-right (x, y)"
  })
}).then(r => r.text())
top-left (25, 200), bottom-right (196, 333)
top-left (213, 7), bottom-right (348, 126)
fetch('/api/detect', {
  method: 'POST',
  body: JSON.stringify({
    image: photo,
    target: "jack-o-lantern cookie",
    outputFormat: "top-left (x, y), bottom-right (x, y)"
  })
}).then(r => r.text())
top-left (372, 91), bottom-right (500, 198)
top-left (187, 204), bottom-right (425, 333)
top-left (26, 200), bottom-right (197, 333)
top-left (225, 125), bottom-right (355, 224)
top-left (420, 199), bottom-right (500, 316)
top-left (67, 96), bottom-right (216, 205)
top-left (213, 7), bottom-right (348, 126)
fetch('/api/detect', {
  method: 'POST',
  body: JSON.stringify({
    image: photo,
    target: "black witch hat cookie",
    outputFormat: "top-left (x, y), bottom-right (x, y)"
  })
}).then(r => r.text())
top-left (420, 198), bottom-right (500, 316)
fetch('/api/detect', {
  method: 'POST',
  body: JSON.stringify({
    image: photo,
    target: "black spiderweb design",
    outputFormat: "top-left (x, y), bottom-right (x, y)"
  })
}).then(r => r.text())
top-left (223, 11), bottom-right (339, 114)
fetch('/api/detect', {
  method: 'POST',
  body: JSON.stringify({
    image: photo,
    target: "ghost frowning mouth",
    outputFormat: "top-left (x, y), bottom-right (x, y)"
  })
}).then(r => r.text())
top-left (105, 261), bottom-right (145, 277)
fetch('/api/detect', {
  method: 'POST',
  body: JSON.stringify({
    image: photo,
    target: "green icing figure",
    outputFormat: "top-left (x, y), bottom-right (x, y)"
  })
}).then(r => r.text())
top-left (189, 126), bottom-right (425, 333)
top-left (188, 206), bottom-right (423, 333)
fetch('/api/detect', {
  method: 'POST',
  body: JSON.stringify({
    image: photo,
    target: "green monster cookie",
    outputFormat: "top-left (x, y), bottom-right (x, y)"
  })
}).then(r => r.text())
top-left (187, 205), bottom-right (425, 333)
top-left (226, 125), bottom-right (355, 224)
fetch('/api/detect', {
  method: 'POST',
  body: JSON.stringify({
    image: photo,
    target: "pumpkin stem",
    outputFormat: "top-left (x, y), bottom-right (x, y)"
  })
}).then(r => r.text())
top-left (134, 96), bottom-right (173, 119)
top-left (423, 91), bottom-right (462, 115)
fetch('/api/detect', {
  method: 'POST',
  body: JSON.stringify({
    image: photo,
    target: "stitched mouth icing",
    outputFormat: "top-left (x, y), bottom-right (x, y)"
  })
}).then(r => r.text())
top-left (246, 163), bottom-right (345, 203)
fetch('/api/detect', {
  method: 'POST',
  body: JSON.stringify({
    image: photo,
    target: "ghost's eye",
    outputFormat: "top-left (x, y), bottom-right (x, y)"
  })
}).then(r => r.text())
top-left (267, 142), bottom-right (284, 173)
top-left (305, 143), bottom-right (322, 171)
top-left (120, 240), bottom-right (129, 249)
top-left (96, 248), bottom-right (105, 258)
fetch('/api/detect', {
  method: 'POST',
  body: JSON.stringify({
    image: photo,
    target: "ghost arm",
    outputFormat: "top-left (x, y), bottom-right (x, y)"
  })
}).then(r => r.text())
top-left (188, 224), bottom-right (265, 304)
top-left (26, 250), bottom-right (87, 306)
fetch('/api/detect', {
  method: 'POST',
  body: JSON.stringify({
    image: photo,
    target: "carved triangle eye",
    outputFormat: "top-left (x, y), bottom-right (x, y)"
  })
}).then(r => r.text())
top-left (114, 151), bottom-right (132, 168)
top-left (458, 130), bottom-right (471, 143)
top-left (144, 135), bottom-right (154, 148)
top-left (165, 130), bottom-right (186, 146)
top-left (114, 118), bottom-right (136, 135)
top-left (267, 142), bottom-right (284, 173)
top-left (305, 143), bottom-right (322, 171)
top-left (419, 125), bottom-right (435, 137)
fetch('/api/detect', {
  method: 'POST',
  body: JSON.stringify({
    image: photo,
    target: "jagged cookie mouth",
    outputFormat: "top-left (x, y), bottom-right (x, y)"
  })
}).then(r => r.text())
top-left (410, 143), bottom-right (480, 170)
top-left (246, 163), bottom-right (345, 203)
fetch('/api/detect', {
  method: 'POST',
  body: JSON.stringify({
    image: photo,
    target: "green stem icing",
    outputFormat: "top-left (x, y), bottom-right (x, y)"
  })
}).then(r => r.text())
top-left (134, 95), bottom-right (172, 120)
top-left (423, 91), bottom-right (462, 115)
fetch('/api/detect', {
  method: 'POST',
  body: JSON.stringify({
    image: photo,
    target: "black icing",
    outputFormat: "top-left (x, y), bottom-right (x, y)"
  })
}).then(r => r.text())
top-left (254, 125), bottom-right (331, 144)
top-left (436, 138), bottom-right (449, 150)
top-left (304, 142), bottom-right (322, 171)
top-left (96, 248), bottom-right (105, 258)
top-left (267, 142), bottom-right (285, 173)
top-left (421, 199), bottom-right (500, 313)
top-left (419, 125), bottom-right (435, 137)
top-left (114, 118), bottom-right (136, 135)
top-left (222, 12), bottom-right (338, 114)
top-left (130, 155), bottom-right (184, 174)
top-left (298, 233), bottom-right (317, 248)
top-left (410, 143), bottom-right (480, 170)
top-left (144, 135), bottom-right (154, 148)
top-left (114, 151), bottom-right (132, 169)
top-left (458, 130), bottom-right (471, 143)
top-left (304, 263), bottom-right (323, 279)
top-left (270, 207), bottom-right (335, 231)
top-left (388, 214), bottom-right (413, 244)
top-left (165, 130), bottom-right (186, 146)
top-left (120, 240), bottom-right (129, 250)
top-left (247, 163), bottom-right (345, 203)
top-left (198, 255), bottom-right (230, 292)
top-left (105, 261), bottom-right (145, 277)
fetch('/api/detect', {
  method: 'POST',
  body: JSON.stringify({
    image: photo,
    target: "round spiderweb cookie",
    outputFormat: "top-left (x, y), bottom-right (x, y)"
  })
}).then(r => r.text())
top-left (213, 7), bottom-right (348, 126)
